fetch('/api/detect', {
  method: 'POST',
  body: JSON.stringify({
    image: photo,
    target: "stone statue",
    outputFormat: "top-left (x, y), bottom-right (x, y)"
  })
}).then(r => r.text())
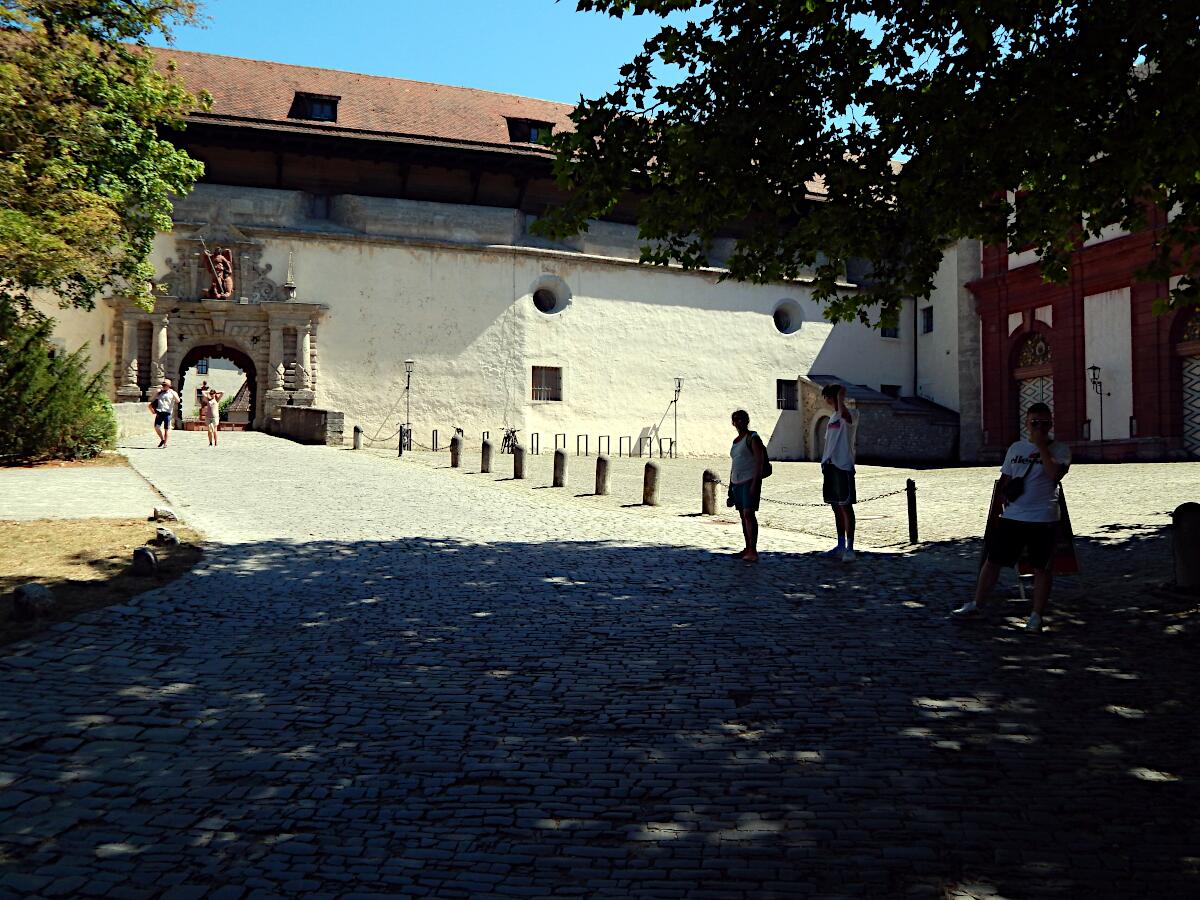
top-left (203, 247), bottom-right (234, 300)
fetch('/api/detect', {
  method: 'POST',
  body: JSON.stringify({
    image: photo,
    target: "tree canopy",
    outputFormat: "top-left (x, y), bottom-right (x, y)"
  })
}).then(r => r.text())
top-left (0, 0), bottom-right (208, 315)
top-left (537, 1), bottom-right (1200, 324)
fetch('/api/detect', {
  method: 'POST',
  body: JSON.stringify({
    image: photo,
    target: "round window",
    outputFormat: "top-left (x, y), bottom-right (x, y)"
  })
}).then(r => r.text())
top-left (773, 299), bottom-right (804, 334)
top-left (529, 276), bottom-right (571, 315)
top-left (533, 288), bottom-right (558, 314)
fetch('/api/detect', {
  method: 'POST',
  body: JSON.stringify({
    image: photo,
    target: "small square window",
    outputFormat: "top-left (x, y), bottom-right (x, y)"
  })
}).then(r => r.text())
top-left (921, 307), bottom-right (934, 334)
top-left (196, 359), bottom-right (209, 374)
top-left (532, 366), bottom-right (562, 402)
top-left (776, 379), bottom-right (798, 410)
top-left (880, 324), bottom-right (900, 339)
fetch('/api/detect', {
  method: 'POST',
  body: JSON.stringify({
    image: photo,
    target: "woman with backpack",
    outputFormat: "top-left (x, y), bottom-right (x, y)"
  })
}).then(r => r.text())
top-left (729, 409), bottom-right (768, 562)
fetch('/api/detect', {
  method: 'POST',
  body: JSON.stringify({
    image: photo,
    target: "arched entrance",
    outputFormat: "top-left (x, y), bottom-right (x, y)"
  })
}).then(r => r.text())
top-left (1012, 331), bottom-right (1054, 440)
top-left (178, 343), bottom-right (257, 429)
top-left (1176, 312), bottom-right (1200, 458)
top-left (810, 414), bottom-right (830, 461)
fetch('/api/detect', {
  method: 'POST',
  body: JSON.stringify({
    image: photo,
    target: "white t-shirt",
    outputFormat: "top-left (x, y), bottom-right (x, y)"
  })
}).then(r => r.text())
top-left (729, 431), bottom-right (761, 484)
top-left (1000, 439), bottom-right (1071, 523)
top-left (821, 408), bottom-right (858, 472)
top-left (153, 389), bottom-right (178, 414)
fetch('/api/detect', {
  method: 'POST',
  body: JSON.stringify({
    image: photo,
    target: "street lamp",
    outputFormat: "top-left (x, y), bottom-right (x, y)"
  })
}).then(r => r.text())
top-left (400, 358), bottom-right (415, 457)
top-left (1087, 364), bottom-right (1107, 444)
top-left (673, 377), bottom-right (683, 457)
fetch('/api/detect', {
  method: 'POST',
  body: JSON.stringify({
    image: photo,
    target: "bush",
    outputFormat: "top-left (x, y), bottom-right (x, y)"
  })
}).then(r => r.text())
top-left (0, 309), bottom-right (117, 462)
top-left (218, 393), bottom-right (234, 421)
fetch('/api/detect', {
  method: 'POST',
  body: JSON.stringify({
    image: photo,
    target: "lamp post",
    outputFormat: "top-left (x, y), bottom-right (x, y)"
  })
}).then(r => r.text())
top-left (1088, 364), bottom-right (1107, 445)
top-left (673, 377), bottom-right (683, 457)
top-left (401, 358), bottom-right (415, 457)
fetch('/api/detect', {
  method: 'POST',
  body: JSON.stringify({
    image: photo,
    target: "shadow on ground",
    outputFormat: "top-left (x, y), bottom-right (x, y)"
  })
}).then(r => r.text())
top-left (0, 531), bottom-right (1196, 898)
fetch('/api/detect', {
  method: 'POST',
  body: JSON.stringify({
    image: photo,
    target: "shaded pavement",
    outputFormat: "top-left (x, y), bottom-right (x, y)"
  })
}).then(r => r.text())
top-left (1, 432), bottom-right (1197, 898)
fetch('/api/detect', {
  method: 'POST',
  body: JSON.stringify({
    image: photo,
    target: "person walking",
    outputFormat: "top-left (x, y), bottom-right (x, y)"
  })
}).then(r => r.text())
top-left (728, 409), bottom-right (767, 562)
top-left (148, 379), bottom-right (179, 448)
top-left (203, 388), bottom-right (224, 447)
top-left (820, 384), bottom-right (859, 562)
top-left (953, 402), bottom-right (1070, 632)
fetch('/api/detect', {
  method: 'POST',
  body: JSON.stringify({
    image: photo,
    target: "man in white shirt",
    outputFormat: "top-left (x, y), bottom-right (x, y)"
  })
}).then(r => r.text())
top-left (148, 379), bottom-right (180, 448)
top-left (953, 402), bottom-right (1070, 632)
top-left (820, 384), bottom-right (859, 563)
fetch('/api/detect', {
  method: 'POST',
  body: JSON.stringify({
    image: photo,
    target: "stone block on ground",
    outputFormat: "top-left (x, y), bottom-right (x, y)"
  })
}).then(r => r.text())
top-left (152, 507), bottom-right (178, 522)
top-left (154, 526), bottom-right (180, 545)
top-left (12, 583), bottom-right (55, 621)
top-left (131, 546), bottom-right (157, 576)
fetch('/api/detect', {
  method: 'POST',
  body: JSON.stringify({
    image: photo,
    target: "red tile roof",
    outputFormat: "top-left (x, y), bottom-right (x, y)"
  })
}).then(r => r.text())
top-left (153, 47), bottom-right (577, 156)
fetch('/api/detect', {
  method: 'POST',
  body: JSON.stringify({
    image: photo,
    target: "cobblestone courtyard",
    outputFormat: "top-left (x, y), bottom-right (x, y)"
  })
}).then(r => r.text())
top-left (2, 433), bottom-right (1197, 898)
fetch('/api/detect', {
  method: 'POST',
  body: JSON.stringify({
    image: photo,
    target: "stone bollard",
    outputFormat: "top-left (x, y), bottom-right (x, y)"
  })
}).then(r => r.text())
top-left (132, 546), bottom-right (157, 576)
top-left (450, 435), bottom-right (462, 468)
top-left (643, 461), bottom-right (660, 506)
top-left (595, 454), bottom-right (610, 496)
top-left (1173, 502), bottom-right (1200, 589)
top-left (702, 468), bottom-right (719, 515)
top-left (13, 584), bottom-right (55, 621)
top-left (152, 506), bottom-right (177, 522)
top-left (481, 439), bottom-right (492, 474)
top-left (513, 444), bottom-right (526, 480)
top-left (154, 526), bottom-right (179, 546)
top-left (553, 448), bottom-right (568, 487)
top-left (353, 425), bottom-right (363, 450)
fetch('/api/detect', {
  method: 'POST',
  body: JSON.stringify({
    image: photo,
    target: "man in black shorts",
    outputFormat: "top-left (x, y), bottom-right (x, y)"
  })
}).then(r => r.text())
top-left (148, 379), bottom-right (179, 448)
top-left (953, 402), bottom-right (1070, 632)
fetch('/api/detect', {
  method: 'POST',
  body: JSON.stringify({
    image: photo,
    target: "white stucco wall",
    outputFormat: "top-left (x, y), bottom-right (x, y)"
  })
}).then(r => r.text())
top-left (915, 244), bottom-right (969, 412)
top-left (31, 293), bottom-right (114, 380)
top-left (1083, 287), bottom-right (1133, 439)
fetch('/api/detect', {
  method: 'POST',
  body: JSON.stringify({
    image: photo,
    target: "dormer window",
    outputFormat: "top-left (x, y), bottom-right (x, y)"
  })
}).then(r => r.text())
top-left (289, 92), bottom-right (339, 122)
top-left (506, 118), bottom-right (553, 144)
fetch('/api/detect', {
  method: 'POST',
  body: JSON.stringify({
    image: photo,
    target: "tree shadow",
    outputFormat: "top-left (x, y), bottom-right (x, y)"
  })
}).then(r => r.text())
top-left (0, 531), bottom-right (1195, 897)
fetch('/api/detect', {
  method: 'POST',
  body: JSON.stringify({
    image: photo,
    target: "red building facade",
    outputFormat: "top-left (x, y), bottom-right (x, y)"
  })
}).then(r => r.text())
top-left (969, 207), bottom-right (1200, 462)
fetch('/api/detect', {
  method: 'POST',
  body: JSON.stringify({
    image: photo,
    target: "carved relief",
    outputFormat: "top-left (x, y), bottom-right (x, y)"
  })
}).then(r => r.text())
top-left (1016, 333), bottom-right (1051, 368)
top-left (154, 218), bottom-right (280, 303)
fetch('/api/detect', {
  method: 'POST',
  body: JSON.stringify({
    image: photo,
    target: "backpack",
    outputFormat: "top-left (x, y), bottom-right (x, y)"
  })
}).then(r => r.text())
top-left (754, 432), bottom-right (773, 478)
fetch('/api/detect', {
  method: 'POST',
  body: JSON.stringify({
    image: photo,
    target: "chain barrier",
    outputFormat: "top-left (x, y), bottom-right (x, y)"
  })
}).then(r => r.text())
top-left (711, 475), bottom-right (906, 508)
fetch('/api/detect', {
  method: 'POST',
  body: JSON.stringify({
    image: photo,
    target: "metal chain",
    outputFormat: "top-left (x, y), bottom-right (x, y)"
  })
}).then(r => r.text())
top-left (712, 475), bottom-right (907, 508)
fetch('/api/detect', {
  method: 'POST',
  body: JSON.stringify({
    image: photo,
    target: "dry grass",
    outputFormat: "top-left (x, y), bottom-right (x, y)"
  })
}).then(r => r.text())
top-left (0, 518), bottom-right (203, 646)
top-left (5, 451), bottom-right (130, 470)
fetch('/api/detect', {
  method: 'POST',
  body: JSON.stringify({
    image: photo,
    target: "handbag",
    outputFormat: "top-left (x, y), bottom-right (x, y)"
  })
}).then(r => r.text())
top-left (1001, 460), bottom-right (1035, 503)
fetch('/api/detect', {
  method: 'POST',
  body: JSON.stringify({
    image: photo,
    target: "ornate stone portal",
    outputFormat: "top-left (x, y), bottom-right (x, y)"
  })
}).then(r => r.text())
top-left (109, 224), bottom-right (327, 427)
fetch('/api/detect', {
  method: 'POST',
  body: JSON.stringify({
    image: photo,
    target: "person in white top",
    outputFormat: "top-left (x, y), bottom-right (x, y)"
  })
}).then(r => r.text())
top-left (203, 389), bottom-right (224, 447)
top-left (147, 379), bottom-right (179, 448)
top-left (953, 402), bottom-right (1071, 632)
top-left (728, 409), bottom-right (767, 562)
top-left (819, 384), bottom-right (859, 563)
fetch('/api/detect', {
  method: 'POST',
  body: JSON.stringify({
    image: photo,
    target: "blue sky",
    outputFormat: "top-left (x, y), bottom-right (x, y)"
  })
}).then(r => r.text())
top-left (165, 0), bottom-right (672, 104)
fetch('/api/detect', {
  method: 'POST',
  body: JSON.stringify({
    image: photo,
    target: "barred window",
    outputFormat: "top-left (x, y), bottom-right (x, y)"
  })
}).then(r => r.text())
top-left (776, 379), bottom-right (798, 410)
top-left (532, 366), bottom-right (563, 402)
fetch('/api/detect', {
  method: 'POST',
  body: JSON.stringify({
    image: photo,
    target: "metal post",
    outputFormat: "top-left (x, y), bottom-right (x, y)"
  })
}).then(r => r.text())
top-left (906, 478), bottom-right (918, 544)
top-left (432, 429), bottom-right (438, 452)
top-left (398, 425), bottom-right (405, 458)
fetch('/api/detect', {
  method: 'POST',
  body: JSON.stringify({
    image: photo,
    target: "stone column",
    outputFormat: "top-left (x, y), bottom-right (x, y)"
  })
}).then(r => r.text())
top-left (268, 326), bottom-right (284, 390)
top-left (116, 316), bottom-right (141, 401)
top-left (297, 323), bottom-right (312, 389)
top-left (151, 314), bottom-right (169, 385)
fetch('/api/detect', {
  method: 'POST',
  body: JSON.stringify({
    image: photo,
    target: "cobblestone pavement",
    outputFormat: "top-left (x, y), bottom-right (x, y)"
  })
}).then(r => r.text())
top-left (2, 431), bottom-right (1197, 898)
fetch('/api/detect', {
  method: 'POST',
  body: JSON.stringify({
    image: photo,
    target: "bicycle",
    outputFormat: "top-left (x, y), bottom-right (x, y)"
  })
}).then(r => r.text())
top-left (500, 426), bottom-right (519, 454)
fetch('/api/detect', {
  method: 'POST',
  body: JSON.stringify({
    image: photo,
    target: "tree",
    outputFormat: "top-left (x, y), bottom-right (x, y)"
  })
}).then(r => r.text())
top-left (537, 1), bottom-right (1199, 324)
top-left (0, 0), bottom-right (208, 317)
top-left (0, 304), bottom-right (116, 461)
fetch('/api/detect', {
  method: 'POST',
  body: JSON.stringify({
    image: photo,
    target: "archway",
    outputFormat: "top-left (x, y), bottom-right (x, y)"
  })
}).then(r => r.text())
top-left (178, 343), bottom-right (258, 429)
top-left (809, 414), bottom-right (830, 461)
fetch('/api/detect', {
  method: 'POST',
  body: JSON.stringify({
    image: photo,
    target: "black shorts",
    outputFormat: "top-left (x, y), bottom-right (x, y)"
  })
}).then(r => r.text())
top-left (822, 463), bottom-right (856, 506)
top-left (154, 411), bottom-right (171, 427)
top-left (984, 518), bottom-right (1057, 569)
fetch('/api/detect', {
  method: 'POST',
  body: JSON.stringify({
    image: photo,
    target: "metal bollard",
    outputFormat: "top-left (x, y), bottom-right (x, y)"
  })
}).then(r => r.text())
top-left (553, 448), bottom-right (568, 487)
top-left (432, 429), bottom-right (438, 451)
top-left (481, 439), bottom-right (492, 474)
top-left (643, 461), bottom-right (660, 506)
top-left (702, 469), bottom-right (719, 515)
top-left (1173, 502), bottom-right (1200, 589)
top-left (352, 425), bottom-right (362, 450)
top-left (450, 435), bottom-right (462, 468)
top-left (595, 454), bottom-right (610, 496)
top-left (906, 478), bottom-right (918, 544)
top-left (513, 444), bottom-right (526, 480)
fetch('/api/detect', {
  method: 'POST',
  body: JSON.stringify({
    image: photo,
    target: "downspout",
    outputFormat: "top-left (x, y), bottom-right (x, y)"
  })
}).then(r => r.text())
top-left (913, 297), bottom-right (919, 397)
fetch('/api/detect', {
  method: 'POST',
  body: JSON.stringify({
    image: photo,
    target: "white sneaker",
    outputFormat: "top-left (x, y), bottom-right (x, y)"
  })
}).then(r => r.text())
top-left (1026, 612), bottom-right (1043, 632)
top-left (821, 545), bottom-right (845, 558)
top-left (951, 600), bottom-right (978, 617)
top-left (841, 549), bottom-right (856, 564)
